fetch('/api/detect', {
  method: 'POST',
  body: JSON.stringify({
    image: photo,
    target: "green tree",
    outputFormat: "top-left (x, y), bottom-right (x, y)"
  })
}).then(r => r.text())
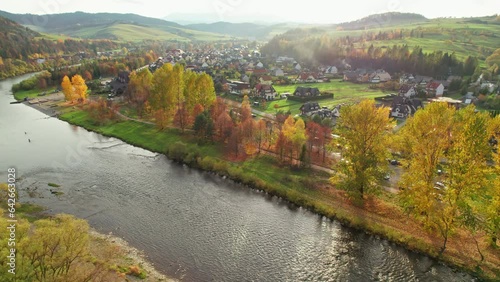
top-left (331, 99), bottom-right (393, 201)
top-left (193, 110), bottom-right (214, 143)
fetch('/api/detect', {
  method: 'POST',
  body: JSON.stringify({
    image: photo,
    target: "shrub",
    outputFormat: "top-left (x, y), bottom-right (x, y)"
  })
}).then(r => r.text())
top-left (199, 156), bottom-right (216, 171)
top-left (166, 141), bottom-right (188, 162)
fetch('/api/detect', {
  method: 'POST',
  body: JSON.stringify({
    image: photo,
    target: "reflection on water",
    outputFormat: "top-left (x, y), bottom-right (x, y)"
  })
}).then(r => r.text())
top-left (0, 74), bottom-right (474, 281)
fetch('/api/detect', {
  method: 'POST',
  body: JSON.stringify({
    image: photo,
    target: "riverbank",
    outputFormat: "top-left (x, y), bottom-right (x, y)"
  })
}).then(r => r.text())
top-left (89, 229), bottom-right (175, 282)
top-left (21, 98), bottom-right (500, 280)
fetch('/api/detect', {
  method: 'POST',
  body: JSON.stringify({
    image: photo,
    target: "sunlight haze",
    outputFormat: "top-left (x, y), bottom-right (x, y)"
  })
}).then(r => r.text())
top-left (1, 0), bottom-right (497, 24)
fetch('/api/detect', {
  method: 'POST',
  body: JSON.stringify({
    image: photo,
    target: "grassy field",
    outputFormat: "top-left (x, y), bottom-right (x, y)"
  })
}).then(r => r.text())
top-left (268, 80), bottom-right (388, 114)
top-left (13, 88), bottom-right (57, 101)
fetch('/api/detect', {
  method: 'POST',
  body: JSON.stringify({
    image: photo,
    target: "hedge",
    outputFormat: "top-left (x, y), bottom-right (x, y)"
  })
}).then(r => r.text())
top-left (287, 93), bottom-right (334, 102)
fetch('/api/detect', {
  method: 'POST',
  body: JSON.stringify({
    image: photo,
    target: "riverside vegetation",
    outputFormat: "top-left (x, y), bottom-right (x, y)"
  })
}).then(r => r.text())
top-left (15, 62), bottom-right (496, 280)
top-left (0, 184), bottom-right (168, 281)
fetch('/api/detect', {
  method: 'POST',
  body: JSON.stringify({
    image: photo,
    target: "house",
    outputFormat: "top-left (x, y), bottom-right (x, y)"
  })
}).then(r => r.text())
top-left (255, 84), bottom-right (277, 100)
top-left (399, 73), bottom-right (415, 84)
top-left (343, 71), bottom-right (360, 82)
top-left (325, 66), bottom-right (338, 74)
top-left (227, 80), bottom-right (251, 96)
top-left (298, 72), bottom-right (321, 83)
top-left (331, 104), bottom-right (342, 118)
top-left (294, 63), bottom-right (302, 71)
top-left (390, 96), bottom-right (423, 118)
top-left (256, 62), bottom-right (264, 69)
top-left (299, 102), bottom-right (320, 116)
top-left (428, 97), bottom-right (462, 109)
top-left (241, 74), bottom-right (250, 83)
top-left (399, 84), bottom-right (418, 98)
top-left (370, 70), bottom-right (392, 83)
top-left (259, 75), bottom-right (273, 85)
top-left (272, 68), bottom-right (285, 77)
top-left (109, 71), bottom-right (131, 95)
top-left (426, 82), bottom-right (445, 97)
top-left (293, 87), bottom-right (321, 97)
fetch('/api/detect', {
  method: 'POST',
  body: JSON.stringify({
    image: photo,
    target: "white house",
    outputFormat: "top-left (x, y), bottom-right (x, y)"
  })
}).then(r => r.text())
top-left (399, 85), bottom-right (418, 98)
top-left (294, 63), bottom-right (302, 71)
top-left (272, 68), bottom-right (284, 77)
top-left (426, 82), bottom-right (445, 97)
top-left (256, 62), bottom-right (264, 69)
top-left (325, 66), bottom-right (338, 74)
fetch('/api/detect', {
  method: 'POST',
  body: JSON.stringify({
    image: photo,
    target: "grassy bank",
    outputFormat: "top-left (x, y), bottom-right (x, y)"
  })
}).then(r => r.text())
top-left (13, 87), bottom-right (57, 101)
top-left (58, 106), bottom-right (499, 280)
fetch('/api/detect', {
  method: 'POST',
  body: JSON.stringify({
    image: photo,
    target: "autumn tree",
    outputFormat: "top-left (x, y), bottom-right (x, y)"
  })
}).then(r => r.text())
top-left (439, 106), bottom-right (492, 253)
top-left (281, 115), bottom-right (296, 163)
top-left (61, 75), bottom-right (74, 102)
top-left (240, 95), bottom-right (252, 122)
top-left (215, 111), bottom-right (234, 143)
top-left (331, 99), bottom-right (393, 201)
top-left (183, 70), bottom-right (199, 113)
top-left (127, 68), bottom-right (152, 117)
top-left (196, 73), bottom-right (216, 109)
top-left (173, 104), bottom-right (191, 133)
top-left (87, 97), bottom-right (117, 124)
top-left (71, 74), bottom-right (88, 102)
top-left (150, 64), bottom-right (174, 128)
top-left (398, 102), bottom-right (455, 221)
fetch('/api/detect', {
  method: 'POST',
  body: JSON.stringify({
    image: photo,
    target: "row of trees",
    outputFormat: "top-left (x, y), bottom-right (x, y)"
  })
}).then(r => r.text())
top-left (126, 64), bottom-right (216, 130)
top-left (262, 34), bottom-right (479, 77)
top-left (331, 100), bottom-right (500, 254)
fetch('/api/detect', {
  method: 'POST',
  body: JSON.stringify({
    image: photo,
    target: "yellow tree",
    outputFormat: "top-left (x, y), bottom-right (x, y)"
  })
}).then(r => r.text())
top-left (61, 75), bottom-right (74, 102)
top-left (150, 64), bottom-right (174, 128)
top-left (127, 68), bottom-right (152, 117)
top-left (484, 115), bottom-right (500, 246)
top-left (172, 64), bottom-right (185, 111)
top-left (196, 73), bottom-right (216, 109)
top-left (71, 74), bottom-right (88, 102)
top-left (292, 118), bottom-right (307, 166)
top-left (183, 70), bottom-right (199, 114)
top-left (398, 102), bottom-right (455, 225)
top-left (438, 106), bottom-right (492, 254)
top-left (282, 115), bottom-right (296, 162)
top-left (331, 99), bottom-right (393, 201)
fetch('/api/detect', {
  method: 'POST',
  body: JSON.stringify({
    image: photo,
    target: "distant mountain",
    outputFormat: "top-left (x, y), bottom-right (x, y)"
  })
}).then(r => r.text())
top-left (0, 10), bottom-right (231, 42)
top-left (186, 22), bottom-right (302, 40)
top-left (337, 12), bottom-right (428, 30)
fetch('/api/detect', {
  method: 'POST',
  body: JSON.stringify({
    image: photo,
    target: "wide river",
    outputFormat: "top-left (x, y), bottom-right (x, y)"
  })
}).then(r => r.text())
top-left (0, 74), bottom-right (474, 281)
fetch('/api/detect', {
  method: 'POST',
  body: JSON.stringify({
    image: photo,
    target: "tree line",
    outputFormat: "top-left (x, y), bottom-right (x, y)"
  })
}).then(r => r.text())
top-left (261, 34), bottom-right (479, 77)
top-left (332, 100), bottom-right (500, 256)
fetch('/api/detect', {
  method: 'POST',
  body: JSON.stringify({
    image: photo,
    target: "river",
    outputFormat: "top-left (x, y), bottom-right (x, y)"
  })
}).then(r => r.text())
top-left (0, 73), bottom-right (474, 281)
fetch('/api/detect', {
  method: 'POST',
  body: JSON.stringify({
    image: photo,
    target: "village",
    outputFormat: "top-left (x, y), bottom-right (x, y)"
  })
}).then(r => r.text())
top-left (102, 43), bottom-right (499, 124)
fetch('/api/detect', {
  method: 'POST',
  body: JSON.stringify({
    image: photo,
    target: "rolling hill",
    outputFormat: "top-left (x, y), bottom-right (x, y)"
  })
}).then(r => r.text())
top-left (0, 10), bottom-right (233, 42)
top-left (262, 12), bottom-right (500, 65)
top-left (336, 12), bottom-right (428, 30)
top-left (185, 22), bottom-right (300, 40)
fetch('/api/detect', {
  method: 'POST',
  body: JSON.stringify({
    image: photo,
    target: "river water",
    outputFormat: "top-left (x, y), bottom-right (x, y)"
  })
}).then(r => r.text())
top-left (0, 73), bottom-right (474, 281)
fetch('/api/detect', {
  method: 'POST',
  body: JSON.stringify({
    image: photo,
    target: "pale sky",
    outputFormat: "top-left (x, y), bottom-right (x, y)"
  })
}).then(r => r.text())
top-left (1, 0), bottom-right (498, 24)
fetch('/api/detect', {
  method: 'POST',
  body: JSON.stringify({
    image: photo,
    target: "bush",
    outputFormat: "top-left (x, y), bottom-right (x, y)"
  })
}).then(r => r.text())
top-left (287, 93), bottom-right (334, 102)
top-left (199, 156), bottom-right (216, 171)
top-left (166, 141), bottom-right (188, 162)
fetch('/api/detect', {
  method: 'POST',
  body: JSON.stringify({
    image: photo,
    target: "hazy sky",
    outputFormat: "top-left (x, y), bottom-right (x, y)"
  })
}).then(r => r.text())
top-left (1, 0), bottom-right (498, 24)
